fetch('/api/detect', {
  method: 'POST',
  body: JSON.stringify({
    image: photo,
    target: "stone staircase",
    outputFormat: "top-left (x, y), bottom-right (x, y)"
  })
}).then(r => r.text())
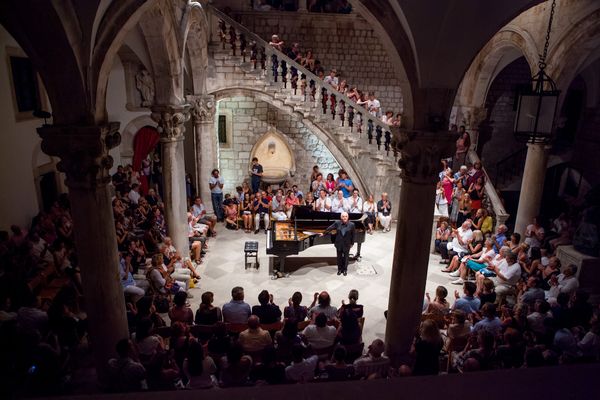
top-left (204, 5), bottom-right (401, 201)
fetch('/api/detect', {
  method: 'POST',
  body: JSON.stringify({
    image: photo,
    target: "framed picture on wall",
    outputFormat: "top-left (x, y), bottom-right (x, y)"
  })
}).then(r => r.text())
top-left (6, 46), bottom-right (47, 121)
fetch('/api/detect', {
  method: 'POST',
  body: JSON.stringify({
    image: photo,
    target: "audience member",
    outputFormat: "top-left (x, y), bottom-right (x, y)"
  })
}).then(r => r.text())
top-left (222, 287), bottom-right (251, 324)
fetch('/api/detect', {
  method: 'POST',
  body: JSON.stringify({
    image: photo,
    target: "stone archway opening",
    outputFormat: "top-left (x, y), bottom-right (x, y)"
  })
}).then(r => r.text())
top-left (249, 127), bottom-right (297, 185)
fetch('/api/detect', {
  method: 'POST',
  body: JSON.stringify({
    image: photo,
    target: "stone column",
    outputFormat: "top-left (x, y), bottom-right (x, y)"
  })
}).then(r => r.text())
top-left (151, 105), bottom-right (191, 257)
top-left (187, 95), bottom-right (217, 211)
top-left (514, 143), bottom-right (550, 236)
top-left (298, 0), bottom-right (308, 12)
top-left (37, 123), bottom-right (128, 384)
top-left (385, 129), bottom-right (456, 365)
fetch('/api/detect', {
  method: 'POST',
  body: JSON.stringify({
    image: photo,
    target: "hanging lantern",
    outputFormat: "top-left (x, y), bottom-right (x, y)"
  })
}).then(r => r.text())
top-left (514, 0), bottom-right (560, 144)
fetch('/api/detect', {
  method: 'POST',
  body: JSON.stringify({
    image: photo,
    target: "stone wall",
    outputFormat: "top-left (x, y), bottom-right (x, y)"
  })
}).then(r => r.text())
top-left (233, 11), bottom-right (404, 115)
top-left (479, 57), bottom-right (531, 175)
top-left (573, 106), bottom-right (600, 186)
top-left (216, 96), bottom-right (340, 193)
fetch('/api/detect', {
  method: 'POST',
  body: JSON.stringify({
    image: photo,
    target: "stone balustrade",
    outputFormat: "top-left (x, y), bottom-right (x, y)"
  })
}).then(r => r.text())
top-left (211, 5), bottom-right (396, 160)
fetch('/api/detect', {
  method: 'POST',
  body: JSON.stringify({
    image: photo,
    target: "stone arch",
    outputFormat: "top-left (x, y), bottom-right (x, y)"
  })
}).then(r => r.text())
top-left (120, 115), bottom-right (157, 163)
top-left (209, 86), bottom-right (370, 197)
top-left (93, 0), bottom-right (162, 122)
top-left (545, 9), bottom-right (600, 109)
top-left (182, 2), bottom-right (210, 95)
top-left (249, 128), bottom-right (297, 184)
top-left (455, 27), bottom-right (537, 111)
top-left (137, 1), bottom-right (185, 105)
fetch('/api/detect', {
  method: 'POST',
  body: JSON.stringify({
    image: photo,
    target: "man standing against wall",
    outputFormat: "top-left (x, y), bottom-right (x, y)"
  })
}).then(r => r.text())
top-left (209, 169), bottom-right (224, 222)
top-left (250, 157), bottom-right (263, 193)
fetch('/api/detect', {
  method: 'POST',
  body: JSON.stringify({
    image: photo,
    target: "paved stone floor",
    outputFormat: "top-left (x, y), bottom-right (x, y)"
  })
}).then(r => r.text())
top-left (187, 223), bottom-right (451, 346)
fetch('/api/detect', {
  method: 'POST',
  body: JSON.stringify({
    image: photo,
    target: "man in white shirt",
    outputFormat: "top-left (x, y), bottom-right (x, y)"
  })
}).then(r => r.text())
top-left (323, 69), bottom-right (339, 90)
top-left (367, 92), bottom-right (381, 117)
top-left (209, 169), bottom-right (225, 222)
top-left (446, 220), bottom-right (474, 256)
top-left (128, 183), bottom-right (141, 204)
top-left (302, 313), bottom-right (336, 349)
top-left (348, 189), bottom-right (363, 213)
top-left (271, 190), bottom-right (287, 221)
top-left (315, 189), bottom-right (331, 212)
top-left (331, 190), bottom-right (348, 213)
top-left (191, 196), bottom-right (216, 236)
top-left (285, 345), bottom-right (318, 383)
top-left (546, 264), bottom-right (579, 301)
top-left (487, 251), bottom-right (521, 297)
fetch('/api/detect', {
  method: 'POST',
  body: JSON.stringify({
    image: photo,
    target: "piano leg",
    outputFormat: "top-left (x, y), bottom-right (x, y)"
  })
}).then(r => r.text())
top-left (351, 243), bottom-right (362, 262)
top-left (272, 256), bottom-right (287, 279)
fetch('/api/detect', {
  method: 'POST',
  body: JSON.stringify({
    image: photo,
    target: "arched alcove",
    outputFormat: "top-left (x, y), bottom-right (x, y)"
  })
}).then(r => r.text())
top-left (249, 127), bottom-right (296, 184)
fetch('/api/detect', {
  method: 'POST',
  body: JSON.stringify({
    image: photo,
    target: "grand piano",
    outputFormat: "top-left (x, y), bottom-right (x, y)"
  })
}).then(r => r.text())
top-left (266, 205), bottom-right (367, 273)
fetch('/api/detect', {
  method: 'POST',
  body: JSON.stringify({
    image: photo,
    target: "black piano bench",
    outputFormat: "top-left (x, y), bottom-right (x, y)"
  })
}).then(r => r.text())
top-left (244, 241), bottom-right (259, 269)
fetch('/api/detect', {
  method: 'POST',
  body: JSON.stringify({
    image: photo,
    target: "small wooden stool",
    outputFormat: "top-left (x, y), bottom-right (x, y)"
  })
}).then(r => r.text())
top-left (244, 241), bottom-right (259, 269)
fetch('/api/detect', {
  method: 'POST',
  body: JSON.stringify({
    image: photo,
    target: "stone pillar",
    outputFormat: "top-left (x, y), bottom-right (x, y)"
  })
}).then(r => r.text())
top-left (385, 129), bottom-right (456, 365)
top-left (151, 105), bottom-right (191, 257)
top-left (37, 123), bottom-right (128, 384)
top-left (514, 143), bottom-right (550, 236)
top-left (187, 95), bottom-right (217, 211)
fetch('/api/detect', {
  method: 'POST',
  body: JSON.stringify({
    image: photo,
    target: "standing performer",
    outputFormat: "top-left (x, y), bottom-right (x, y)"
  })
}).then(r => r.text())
top-left (320, 212), bottom-right (355, 276)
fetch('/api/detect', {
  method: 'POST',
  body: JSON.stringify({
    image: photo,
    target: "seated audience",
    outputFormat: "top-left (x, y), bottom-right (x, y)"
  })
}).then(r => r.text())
top-left (323, 347), bottom-right (355, 381)
top-left (252, 290), bottom-right (282, 324)
top-left (284, 291), bottom-right (308, 321)
top-left (353, 339), bottom-right (390, 379)
top-left (222, 286), bottom-right (251, 324)
top-left (238, 315), bottom-right (273, 354)
top-left (472, 303), bottom-right (502, 336)
top-left (377, 192), bottom-right (392, 232)
top-left (302, 313), bottom-right (337, 350)
top-left (219, 343), bottom-right (253, 387)
top-left (451, 281), bottom-right (481, 315)
top-left (195, 291), bottom-right (223, 325)
top-left (285, 344), bottom-right (318, 383)
top-left (184, 340), bottom-right (217, 389)
top-left (308, 291), bottom-right (338, 321)
top-left (108, 338), bottom-right (147, 392)
top-left (168, 291), bottom-right (193, 325)
top-left (250, 346), bottom-right (286, 385)
top-left (424, 286), bottom-right (449, 315)
top-left (412, 319), bottom-right (444, 376)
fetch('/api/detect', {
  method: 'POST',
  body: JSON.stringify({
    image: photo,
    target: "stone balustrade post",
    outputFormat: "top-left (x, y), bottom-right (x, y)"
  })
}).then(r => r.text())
top-left (298, 0), bottom-right (308, 12)
top-left (37, 123), bottom-right (128, 385)
top-left (187, 95), bottom-right (217, 214)
top-left (151, 104), bottom-right (191, 257)
top-left (314, 83), bottom-right (322, 112)
top-left (386, 129), bottom-right (457, 365)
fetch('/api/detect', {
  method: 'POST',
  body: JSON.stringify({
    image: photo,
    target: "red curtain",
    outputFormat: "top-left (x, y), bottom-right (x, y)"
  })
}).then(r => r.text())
top-left (132, 126), bottom-right (160, 195)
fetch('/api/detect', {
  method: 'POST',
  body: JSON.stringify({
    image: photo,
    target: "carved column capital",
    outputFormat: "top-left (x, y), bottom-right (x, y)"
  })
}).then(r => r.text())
top-left (186, 94), bottom-right (216, 124)
top-left (391, 128), bottom-right (458, 185)
top-left (151, 104), bottom-right (190, 142)
top-left (37, 123), bottom-right (121, 189)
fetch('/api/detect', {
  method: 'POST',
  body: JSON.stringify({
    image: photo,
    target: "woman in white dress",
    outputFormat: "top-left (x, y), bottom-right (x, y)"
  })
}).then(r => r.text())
top-left (362, 194), bottom-right (376, 234)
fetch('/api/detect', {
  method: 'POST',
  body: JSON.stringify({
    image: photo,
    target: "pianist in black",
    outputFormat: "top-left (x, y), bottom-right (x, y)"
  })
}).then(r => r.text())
top-left (320, 212), bottom-right (356, 276)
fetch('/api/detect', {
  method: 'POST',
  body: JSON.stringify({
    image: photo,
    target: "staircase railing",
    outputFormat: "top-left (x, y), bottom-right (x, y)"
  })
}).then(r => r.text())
top-left (467, 150), bottom-right (510, 229)
top-left (494, 146), bottom-right (527, 188)
top-left (207, 4), bottom-right (396, 157)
